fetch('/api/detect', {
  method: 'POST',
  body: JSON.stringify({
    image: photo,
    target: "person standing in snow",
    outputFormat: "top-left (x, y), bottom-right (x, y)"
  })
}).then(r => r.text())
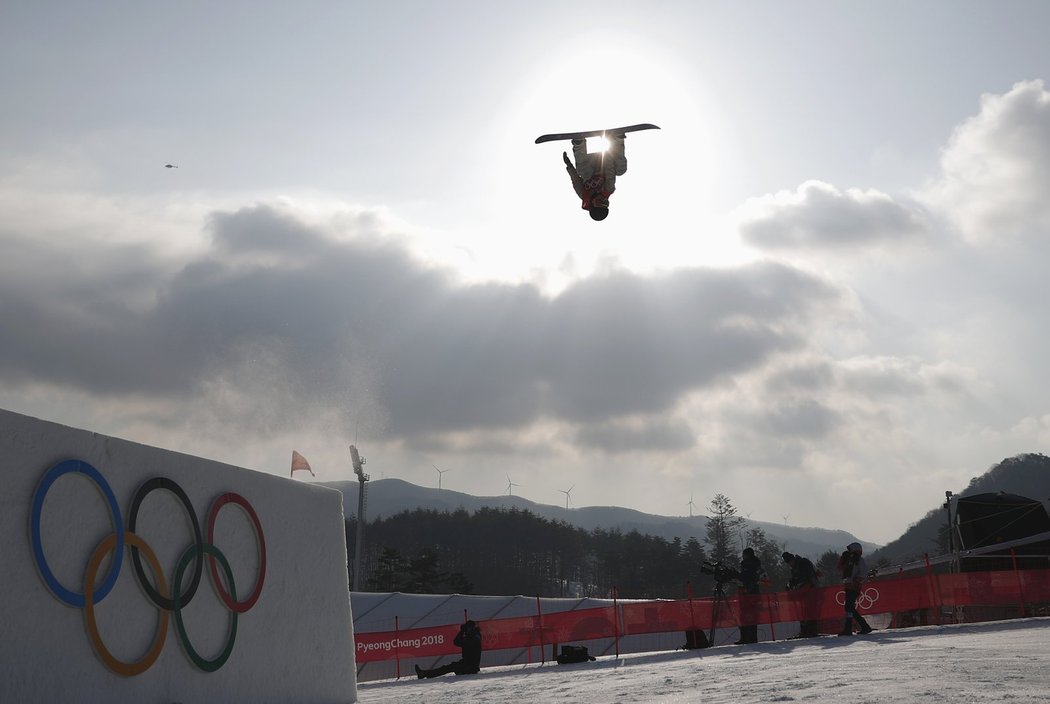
top-left (415, 620), bottom-right (483, 679)
top-left (782, 551), bottom-right (820, 638)
top-left (838, 542), bottom-right (874, 635)
top-left (562, 133), bottom-right (628, 221)
top-left (736, 547), bottom-right (766, 644)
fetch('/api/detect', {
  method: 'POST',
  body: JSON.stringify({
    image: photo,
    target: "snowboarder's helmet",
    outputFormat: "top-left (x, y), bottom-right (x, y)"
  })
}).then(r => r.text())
top-left (782, 552), bottom-right (794, 562)
top-left (847, 542), bottom-right (862, 553)
top-left (742, 547), bottom-right (755, 557)
top-left (589, 206), bottom-right (609, 221)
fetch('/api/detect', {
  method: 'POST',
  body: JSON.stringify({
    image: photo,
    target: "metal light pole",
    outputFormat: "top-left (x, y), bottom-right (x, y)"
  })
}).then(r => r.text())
top-left (350, 445), bottom-right (368, 591)
top-left (944, 490), bottom-right (956, 572)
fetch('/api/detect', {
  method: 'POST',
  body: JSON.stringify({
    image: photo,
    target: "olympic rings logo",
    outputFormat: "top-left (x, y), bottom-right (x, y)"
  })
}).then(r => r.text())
top-left (29, 459), bottom-right (266, 676)
top-left (835, 586), bottom-right (880, 611)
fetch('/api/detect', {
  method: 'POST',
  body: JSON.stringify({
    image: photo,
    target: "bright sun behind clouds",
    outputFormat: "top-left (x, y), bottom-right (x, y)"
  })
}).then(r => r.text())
top-left (462, 28), bottom-right (752, 288)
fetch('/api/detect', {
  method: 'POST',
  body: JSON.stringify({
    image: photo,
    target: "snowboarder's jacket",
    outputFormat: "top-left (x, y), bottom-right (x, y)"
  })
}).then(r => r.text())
top-left (739, 552), bottom-right (765, 593)
top-left (565, 136), bottom-right (628, 210)
top-left (838, 550), bottom-right (855, 581)
top-left (785, 554), bottom-right (818, 590)
top-left (848, 554), bottom-right (868, 590)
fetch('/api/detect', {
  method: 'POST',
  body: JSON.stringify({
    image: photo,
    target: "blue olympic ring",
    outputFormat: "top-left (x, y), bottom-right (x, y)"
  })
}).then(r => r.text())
top-left (30, 459), bottom-right (124, 608)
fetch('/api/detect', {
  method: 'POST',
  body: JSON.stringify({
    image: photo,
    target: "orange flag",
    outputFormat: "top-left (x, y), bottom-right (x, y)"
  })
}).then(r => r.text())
top-left (291, 450), bottom-right (315, 477)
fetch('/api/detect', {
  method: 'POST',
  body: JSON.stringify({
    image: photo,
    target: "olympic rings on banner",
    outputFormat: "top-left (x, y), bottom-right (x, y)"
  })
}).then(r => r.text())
top-left (834, 586), bottom-right (880, 611)
top-left (857, 587), bottom-right (880, 610)
top-left (28, 460), bottom-right (265, 676)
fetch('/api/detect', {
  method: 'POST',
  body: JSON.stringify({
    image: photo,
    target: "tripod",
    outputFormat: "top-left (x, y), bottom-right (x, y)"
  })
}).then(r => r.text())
top-left (707, 580), bottom-right (740, 647)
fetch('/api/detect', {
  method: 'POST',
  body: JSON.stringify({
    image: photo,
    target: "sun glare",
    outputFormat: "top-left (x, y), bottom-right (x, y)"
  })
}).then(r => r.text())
top-left (476, 27), bottom-right (745, 282)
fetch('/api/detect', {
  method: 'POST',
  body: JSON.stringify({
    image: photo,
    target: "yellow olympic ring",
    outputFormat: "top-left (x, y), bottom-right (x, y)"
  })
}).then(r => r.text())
top-left (83, 532), bottom-right (170, 677)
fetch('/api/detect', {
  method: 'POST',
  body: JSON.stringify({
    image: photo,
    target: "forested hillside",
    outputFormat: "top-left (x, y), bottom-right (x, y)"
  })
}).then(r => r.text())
top-left (345, 499), bottom-right (793, 599)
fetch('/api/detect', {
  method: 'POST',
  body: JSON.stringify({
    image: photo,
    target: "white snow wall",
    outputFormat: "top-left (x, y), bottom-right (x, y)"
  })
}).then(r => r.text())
top-left (0, 408), bottom-right (358, 703)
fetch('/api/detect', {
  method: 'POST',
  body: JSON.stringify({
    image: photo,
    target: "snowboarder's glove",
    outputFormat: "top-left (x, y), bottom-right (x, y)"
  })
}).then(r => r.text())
top-left (563, 152), bottom-right (572, 167)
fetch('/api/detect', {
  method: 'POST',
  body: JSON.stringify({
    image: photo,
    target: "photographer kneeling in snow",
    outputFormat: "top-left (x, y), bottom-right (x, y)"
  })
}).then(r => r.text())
top-left (416, 620), bottom-right (483, 679)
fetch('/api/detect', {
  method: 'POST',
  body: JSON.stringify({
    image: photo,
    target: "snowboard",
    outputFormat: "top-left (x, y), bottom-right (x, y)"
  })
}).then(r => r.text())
top-left (534, 123), bottom-right (660, 144)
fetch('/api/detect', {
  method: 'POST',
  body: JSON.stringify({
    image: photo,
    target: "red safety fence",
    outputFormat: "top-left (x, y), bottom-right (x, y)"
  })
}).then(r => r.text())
top-left (354, 565), bottom-right (1050, 664)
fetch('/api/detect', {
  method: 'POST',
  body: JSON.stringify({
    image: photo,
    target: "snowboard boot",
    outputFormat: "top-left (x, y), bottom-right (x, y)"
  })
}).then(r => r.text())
top-left (415, 665), bottom-right (426, 679)
top-left (838, 618), bottom-right (854, 636)
top-left (856, 615), bottom-right (873, 634)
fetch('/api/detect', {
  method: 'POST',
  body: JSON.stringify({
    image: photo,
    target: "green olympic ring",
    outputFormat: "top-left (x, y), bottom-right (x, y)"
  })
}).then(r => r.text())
top-left (173, 542), bottom-right (238, 672)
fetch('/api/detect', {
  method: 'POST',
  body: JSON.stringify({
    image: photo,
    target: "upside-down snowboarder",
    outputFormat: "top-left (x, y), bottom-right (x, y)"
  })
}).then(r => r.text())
top-left (563, 133), bottom-right (627, 221)
top-left (535, 123), bottom-right (659, 221)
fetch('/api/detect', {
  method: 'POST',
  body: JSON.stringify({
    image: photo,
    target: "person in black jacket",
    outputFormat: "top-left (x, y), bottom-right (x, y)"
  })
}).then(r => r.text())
top-left (415, 620), bottom-right (483, 679)
top-left (735, 547), bottom-right (766, 644)
top-left (782, 552), bottom-right (820, 638)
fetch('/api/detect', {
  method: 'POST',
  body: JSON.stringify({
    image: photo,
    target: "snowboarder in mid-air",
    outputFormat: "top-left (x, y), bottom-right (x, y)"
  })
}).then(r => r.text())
top-left (535, 123), bottom-right (659, 221)
top-left (563, 133), bottom-right (627, 221)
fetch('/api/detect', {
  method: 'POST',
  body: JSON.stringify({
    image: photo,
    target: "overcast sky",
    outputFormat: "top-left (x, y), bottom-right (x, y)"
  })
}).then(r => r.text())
top-left (3, 1), bottom-right (1050, 543)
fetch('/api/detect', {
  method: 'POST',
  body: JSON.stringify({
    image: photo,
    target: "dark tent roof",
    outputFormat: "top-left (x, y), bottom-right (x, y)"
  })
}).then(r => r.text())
top-left (956, 491), bottom-right (1050, 551)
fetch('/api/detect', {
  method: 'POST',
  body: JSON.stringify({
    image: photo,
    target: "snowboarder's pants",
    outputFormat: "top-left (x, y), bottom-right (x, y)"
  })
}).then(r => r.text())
top-left (844, 587), bottom-right (871, 631)
top-left (572, 134), bottom-right (627, 180)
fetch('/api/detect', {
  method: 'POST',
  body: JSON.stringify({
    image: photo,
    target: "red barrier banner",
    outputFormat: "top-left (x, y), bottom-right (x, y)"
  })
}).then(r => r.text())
top-left (354, 568), bottom-right (1050, 663)
top-left (355, 624), bottom-right (461, 663)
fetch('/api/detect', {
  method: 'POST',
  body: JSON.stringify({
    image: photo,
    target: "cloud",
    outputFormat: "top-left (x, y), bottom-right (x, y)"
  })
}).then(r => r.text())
top-left (737, 180), bottom-right (932, 252)
top-left (837, 356), bottom-right (983, 399)
top-left (0, 202), bottom-right (850, 451)
top-left (924, 79), bottom-right (1050, 244)
top-left (573, 417), bottom-right (697, 454)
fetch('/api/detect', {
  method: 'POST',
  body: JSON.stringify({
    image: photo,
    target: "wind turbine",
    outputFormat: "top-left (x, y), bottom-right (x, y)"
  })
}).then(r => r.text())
top-left (782, 514), bottom-right (790, 526)
top-left (687, 492), bottom-right (696, 518)
top-left (559, 485), bottom-right (575, 509)
top-left (432, 464), bottom-right (449, 490)
top-left (506, 475), bottom-right (520, 496)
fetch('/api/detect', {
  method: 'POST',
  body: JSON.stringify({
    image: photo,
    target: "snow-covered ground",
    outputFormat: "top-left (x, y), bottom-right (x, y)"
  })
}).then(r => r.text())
top-left (358, 618), bottom-right (1050, 703)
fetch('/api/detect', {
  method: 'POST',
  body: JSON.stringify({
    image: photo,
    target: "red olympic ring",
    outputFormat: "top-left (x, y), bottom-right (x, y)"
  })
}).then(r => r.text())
top-left (207, 492), bottom-right (267, 613)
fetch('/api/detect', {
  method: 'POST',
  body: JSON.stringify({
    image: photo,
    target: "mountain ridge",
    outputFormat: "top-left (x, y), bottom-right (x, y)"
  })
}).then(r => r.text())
top-left (319, 477), bottom-right (879, 559)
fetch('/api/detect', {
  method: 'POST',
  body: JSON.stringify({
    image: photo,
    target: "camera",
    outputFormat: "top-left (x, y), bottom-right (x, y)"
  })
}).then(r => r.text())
top-left (700, 560), bottom-right (739, 584)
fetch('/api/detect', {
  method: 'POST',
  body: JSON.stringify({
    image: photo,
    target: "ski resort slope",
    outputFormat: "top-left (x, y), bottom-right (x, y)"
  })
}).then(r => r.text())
top-left (358, 619), bottom-right (1050, 703)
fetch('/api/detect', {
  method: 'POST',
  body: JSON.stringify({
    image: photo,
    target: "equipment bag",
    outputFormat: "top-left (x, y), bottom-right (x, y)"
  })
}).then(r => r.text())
top-left (556, 645), bottom-right (597, 664)
top-left (683, 629), bottom-right (711, 649)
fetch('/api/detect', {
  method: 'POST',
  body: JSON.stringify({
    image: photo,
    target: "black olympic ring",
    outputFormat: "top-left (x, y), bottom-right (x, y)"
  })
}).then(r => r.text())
top-left (128, 476), bottom-right (204, 611)
top-left (29, 459), bottom-right (266, 675)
